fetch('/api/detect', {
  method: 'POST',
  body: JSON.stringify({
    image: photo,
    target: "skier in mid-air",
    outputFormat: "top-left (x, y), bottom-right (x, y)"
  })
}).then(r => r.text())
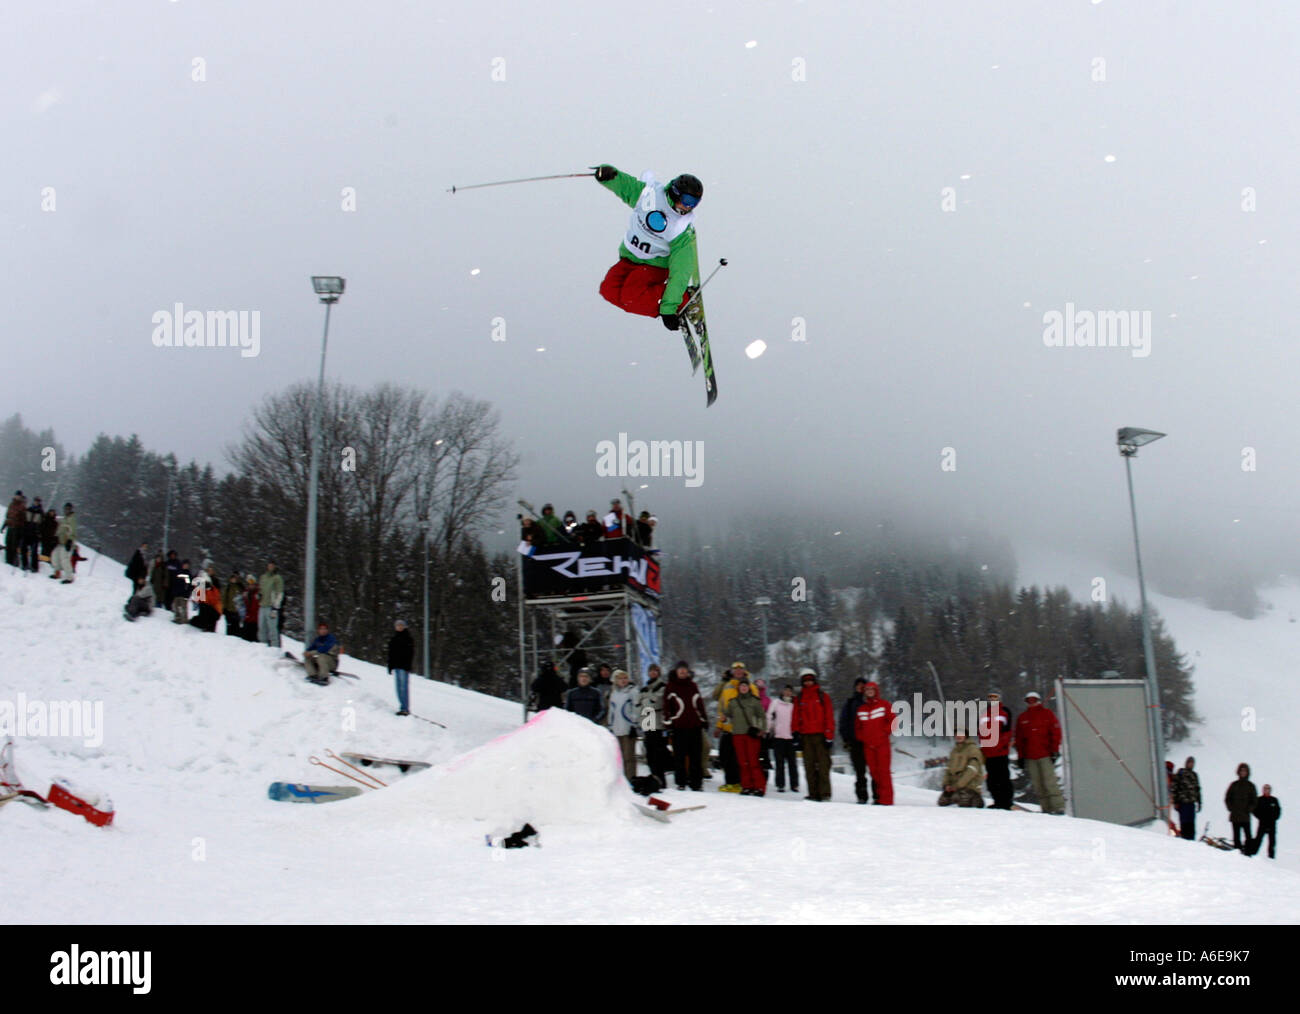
top-left (592, 164), bottom-right (703, 332)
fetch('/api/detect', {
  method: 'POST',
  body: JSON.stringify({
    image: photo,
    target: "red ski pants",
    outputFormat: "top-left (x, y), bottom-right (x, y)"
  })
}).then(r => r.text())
top-left (600, 259), bottom-right (668, 317)
top-left (734, 733), bottom-right (767, 792)
top-left (864, 743), bottom-right (893, 804)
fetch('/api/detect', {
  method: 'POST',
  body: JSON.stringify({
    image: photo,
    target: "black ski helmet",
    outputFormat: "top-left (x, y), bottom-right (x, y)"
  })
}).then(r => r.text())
top-left (666, 173), bottom-right (703, 209)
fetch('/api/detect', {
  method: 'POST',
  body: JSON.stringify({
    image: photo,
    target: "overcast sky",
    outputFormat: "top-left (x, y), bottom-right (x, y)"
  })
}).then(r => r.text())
top-left (5, 0), bottom-right (1298, 599)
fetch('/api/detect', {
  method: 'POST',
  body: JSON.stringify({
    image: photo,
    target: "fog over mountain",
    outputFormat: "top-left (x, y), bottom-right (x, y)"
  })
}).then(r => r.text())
top-left (6, 0), bottom-right (1297, 611)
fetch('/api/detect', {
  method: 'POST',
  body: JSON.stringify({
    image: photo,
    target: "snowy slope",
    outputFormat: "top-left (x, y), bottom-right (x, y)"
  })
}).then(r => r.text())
top-left (1016, 547), bottom-right (1295, 854)
top-left (2, 553), bottom-right (1298, 924)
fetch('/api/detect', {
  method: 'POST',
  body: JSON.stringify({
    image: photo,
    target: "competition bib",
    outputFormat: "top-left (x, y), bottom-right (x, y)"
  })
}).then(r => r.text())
top-left (624, 173), bottom-right (694, 260)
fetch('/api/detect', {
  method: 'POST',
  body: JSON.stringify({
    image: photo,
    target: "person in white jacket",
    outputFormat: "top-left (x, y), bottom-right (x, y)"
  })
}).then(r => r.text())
top-left (606, 670), bottom-right (640, 782)
top-left (766, 684), bottom-right (799, 793)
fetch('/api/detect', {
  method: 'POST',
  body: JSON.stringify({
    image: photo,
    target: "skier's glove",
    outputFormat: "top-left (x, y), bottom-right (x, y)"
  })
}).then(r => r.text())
top-left (661, 313), bottom-right (680, 331)
top-left (593, 165), bottom-right (617, 182)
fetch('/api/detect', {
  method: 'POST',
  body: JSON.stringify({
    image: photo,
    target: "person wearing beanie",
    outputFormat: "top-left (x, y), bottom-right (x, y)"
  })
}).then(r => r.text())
top-left (853, 681), bottom-right (894, 805)
top-left (792, 668), bottom-right (835, 801)
top-left (766, 684), bottom-right (798, 793)
top-left (1172, 757), bottom-right (1201, 841)
top-left (3, 491), bottom-right (26, 568)
top-left (839, 677), bottom-right (872, 804)
top-left (1252, 785), bottom-right (1281, 859)
top-left (724, 677), bottom-right (768, 795)
top-left (1014, 691), bottom-right (1065, 814)
top-left (387, 619), bottom-right (415, 715)
top-left (713, 661), bottom-right (749, 792)
top-left (978, 690), bottom-right (1014, 809)
top-left (938, 731), bottom-right (986, 807)
top-left (636, 664), bottom-right (672, 787)
top-left (1225, 763), bottom-right (1257, 850)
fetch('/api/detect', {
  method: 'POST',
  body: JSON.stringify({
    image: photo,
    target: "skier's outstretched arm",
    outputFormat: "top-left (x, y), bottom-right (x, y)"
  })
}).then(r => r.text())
top-left (593, 165), bottom-right (643, 207)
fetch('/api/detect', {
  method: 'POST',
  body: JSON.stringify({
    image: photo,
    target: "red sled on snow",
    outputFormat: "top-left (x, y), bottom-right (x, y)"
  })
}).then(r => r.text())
top-left (47, 780), bottom-right (115, 827)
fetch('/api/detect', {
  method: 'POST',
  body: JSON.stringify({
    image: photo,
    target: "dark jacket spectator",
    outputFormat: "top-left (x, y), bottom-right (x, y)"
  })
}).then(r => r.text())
top-left (664, 663), bottom-right (707, 791)
top-left (40, 509), bottom-right (59, 558)
top-left (3, 492), bottom-right (26, 567)
top-left (1225, 763), bottom-right (1257, 849)
top-left (565, 672), bottom-right (605, 723)
top-left (531, 663), bottom-right (567, 711)
top-left (1253, 786), bottom-right (1281, 859)
top-left (577, 513), bottom-right (604, 545)
top-left (126, 545), bottom-right (149, 584)
top-left (387, 625), bottom-right (416, 672)
top-left (21, 498), bottom-right (44, 571)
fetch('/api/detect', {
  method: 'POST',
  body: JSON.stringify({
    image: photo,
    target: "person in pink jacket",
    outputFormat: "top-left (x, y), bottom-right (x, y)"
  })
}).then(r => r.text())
top-left (754, 677), bottom-right (773, 776)
top-left (766, 684), bottom-right (799, 793)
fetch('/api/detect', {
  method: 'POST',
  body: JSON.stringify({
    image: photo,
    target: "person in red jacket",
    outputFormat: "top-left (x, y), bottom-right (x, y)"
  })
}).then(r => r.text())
top-left (792, 667), bottom-right (835, 801)
top-left (978, 690), bottom-right (1014, 809)
top-left (853, 681), bottom-right (894, 805)
top-left (1014, 690), bottom-right (1064, 814)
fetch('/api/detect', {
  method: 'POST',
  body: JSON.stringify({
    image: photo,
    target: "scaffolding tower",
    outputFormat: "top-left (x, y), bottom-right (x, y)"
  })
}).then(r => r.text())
top-left (515, 544), bottom-right (661, 721)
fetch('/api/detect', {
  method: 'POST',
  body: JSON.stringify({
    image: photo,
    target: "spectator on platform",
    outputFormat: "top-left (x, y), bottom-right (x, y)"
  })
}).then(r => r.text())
top-left (603, 498), bottom-right (625, 538)
top-left (636, 511), bottom-right (656, 549)
top-left (535, 503), bottom-right (566, 546)
top-left (561, 510), bottom-right (578, 537)
top-left (577, 510), bottom-right (604, 545)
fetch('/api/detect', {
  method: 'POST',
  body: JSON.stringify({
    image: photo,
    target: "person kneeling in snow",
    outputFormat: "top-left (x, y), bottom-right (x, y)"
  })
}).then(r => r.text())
top-left (304, 622), bottom-right (340, 685)
top-left (123, 576), bottom-right (155, 621)
top-left (938, 732), bottom-right (986, 808)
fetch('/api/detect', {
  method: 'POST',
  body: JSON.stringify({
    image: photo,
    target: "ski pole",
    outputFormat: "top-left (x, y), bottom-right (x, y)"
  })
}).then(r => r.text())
top-left (309, 755), bottom-right (382, 789)
top-left (448, 171), bottom-right (595, 194)
top-left (411, 712), bottom-right (447, 729)
top-left (326, 749), bottom-right (387, 787)
top-left (677, 258), bottom-right (729, 315)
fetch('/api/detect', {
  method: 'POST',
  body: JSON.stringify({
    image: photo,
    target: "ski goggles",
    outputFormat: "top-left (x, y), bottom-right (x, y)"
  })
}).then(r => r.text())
top-left (675, 192), bottom-right (700, 208)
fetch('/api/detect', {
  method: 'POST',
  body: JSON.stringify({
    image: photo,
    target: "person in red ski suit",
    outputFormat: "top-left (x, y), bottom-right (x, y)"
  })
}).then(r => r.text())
top-left (854, 682), bottom-right (894, 805)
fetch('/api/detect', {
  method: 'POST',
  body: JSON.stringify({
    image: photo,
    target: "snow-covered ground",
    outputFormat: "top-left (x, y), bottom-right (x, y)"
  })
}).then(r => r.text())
top-left (1017, 546), bottom-right (1294, 859)
top-left (1, 551), bottom-right (1297, 924)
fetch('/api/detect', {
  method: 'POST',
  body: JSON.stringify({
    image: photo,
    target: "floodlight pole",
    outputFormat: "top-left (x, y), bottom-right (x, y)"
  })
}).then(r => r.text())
top-left (304, 280), bottom-right (343, 642)
top-left (1120, 435), bottom-right (1168, 824)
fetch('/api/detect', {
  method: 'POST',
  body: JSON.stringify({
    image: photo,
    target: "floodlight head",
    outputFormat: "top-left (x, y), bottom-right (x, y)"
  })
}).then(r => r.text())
top-left (311, 276), bottom-right (346, 302)
top-left (1117, 427), bottom-right (1165, 456)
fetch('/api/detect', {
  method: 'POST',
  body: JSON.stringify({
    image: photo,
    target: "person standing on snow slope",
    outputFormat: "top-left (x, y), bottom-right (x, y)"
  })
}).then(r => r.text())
top-left (592, 164), bottom-right (703, 331)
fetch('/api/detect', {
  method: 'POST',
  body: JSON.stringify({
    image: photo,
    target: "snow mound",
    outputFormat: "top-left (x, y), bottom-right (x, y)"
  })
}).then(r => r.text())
top-left (349, 708), bottom-right (638, 831)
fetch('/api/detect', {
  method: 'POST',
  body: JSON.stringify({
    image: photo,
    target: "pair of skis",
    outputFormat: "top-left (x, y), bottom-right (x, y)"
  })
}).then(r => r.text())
top-left (675, 258), bottom-right (725, 407)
